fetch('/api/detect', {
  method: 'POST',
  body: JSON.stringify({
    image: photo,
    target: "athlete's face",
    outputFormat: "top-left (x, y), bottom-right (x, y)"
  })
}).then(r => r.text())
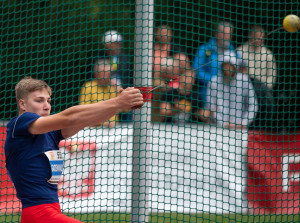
top-left (19, 89), bottom-right (51, 117)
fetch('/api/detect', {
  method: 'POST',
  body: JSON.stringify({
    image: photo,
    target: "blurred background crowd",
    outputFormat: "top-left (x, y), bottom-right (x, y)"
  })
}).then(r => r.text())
top-left (1, 1), bottom-right (299, 132)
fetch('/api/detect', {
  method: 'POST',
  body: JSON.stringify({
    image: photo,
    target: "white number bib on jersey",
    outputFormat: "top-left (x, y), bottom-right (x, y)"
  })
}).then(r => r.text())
top-left (44, 150), bottom-right (64, 184)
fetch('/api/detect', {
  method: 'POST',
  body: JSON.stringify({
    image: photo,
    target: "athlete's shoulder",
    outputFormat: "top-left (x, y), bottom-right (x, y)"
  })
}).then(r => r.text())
top-left (7, 113), bottom-right (39, 127)
top-left (8, 113), bottom-right (41, 137)
top-left (18, 112), bottom-right (41, 122)
top-left (6, 116), bottom-right (18, 129)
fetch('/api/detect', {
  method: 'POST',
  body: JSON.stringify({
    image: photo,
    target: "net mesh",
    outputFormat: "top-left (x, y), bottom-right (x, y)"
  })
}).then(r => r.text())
top-left (1, 0), bottom-right (300, 222)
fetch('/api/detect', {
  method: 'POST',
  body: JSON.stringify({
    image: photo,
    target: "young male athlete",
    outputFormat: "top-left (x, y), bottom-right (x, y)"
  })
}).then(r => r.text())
top-left (5, 76), bottom-right (144, 223)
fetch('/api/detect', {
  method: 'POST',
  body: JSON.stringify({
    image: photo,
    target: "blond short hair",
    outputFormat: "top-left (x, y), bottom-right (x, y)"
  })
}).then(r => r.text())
top-left (15, 76), bottom-right (52, 101)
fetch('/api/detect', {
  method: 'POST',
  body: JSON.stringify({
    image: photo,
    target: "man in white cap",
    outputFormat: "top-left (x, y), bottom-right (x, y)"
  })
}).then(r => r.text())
top-left (95, 30), bottom-right (132, 122)
top-left (202, 53), bottom-right (258, 129)
top-left (94, 30), bottom-right (131, 90)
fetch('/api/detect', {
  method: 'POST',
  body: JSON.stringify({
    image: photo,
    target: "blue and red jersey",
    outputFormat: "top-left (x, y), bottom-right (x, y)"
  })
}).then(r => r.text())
top-left (5, 112), bottom-right (64, 209)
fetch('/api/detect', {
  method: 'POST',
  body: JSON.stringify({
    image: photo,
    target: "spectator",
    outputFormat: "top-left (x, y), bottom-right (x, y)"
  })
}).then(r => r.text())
top-left (94, 30), bottom-right (133, 122)
top-left (152, 24), bottom-right (184, 122)
top-left (153, 24), bottom-right (184, 87)
top-left (237, 25), bottom-right (277, 89)
top-left (94, 30), bottom-right (132, 90)
top-left (159, 53), bottom-right (194, 123)
top-left (175, 53), bottom-right (194, 97)
top-left (193, 21), bottom-right (238, 113)
top-left (202, 54), bottom-right (258, 129)
top-left (79, 59), bottom-right (119, 128)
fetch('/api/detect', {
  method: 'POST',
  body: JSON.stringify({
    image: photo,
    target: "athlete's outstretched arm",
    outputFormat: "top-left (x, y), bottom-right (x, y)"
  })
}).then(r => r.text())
top-left (28, 88), bottom-right (143, 138)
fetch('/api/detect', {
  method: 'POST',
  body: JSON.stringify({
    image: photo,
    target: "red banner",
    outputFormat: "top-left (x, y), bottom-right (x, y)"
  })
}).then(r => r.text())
top-left (247, 131), bottom-right (300, 214)
top-left (0, 127), bottom-right (21, 213)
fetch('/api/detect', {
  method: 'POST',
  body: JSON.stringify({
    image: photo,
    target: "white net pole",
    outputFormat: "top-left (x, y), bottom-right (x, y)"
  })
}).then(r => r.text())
top-left (132, 0), bottom-right (154, 222)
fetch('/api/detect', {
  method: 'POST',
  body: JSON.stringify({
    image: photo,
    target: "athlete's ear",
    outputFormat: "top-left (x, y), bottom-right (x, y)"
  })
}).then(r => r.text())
top-left (18, 99), bottom-right (26, 111)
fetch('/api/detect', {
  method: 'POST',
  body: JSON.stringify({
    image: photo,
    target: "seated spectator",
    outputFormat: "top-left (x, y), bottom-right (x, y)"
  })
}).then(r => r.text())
top-left (91, 30), bottom-right (133, 122)
top-left (79, 59), bottom-right (119, 128)
top-left (153, 24), bottom-right (184, 85)
top-left (159, 53), bottom-right (195, 123)
top-left (152, 24), bottom-right (184, 122)
top-left (202, 54), bottom-right (258, 129)
top-left (175, 53), bottom-right (194, 97)
top-left (94, 30), bottom-right (132, 90)
top-left (237, 25), bottom-right (277, 89)
top-left (193, 21), bottom-right (239, 110)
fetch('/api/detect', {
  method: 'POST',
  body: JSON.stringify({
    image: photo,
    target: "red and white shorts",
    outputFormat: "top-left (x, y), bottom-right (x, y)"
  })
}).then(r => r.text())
top-left (21, 203), bottom-right (83, 223)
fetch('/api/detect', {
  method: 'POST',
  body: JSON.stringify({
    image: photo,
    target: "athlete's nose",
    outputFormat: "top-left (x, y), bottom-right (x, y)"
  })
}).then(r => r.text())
top-left (44, 101), bottom-right (51, 111)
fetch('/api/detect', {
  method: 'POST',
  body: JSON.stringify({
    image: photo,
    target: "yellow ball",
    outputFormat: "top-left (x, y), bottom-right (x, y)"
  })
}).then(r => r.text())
top-left (283, 14), bottom-right (300, 33)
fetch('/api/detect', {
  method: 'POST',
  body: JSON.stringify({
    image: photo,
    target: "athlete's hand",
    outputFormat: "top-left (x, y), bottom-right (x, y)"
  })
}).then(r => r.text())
top-left (131, 104), bottom-right (144, 110)
top-left (116, 87), bottom-right (144, 110)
